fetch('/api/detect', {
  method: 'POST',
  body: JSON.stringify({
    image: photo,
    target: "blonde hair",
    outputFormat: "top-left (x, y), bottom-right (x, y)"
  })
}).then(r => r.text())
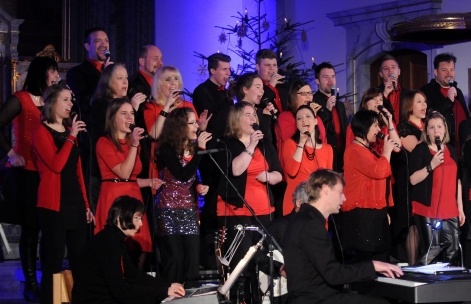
top-left (421, 111), bottom-right (450, 146)
top-left (151, 66), bottom-right (183, 106)
top-left (225, 101), bottom-right (258, 139)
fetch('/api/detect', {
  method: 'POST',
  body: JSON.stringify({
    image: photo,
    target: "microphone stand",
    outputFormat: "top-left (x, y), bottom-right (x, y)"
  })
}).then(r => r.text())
top-left (208, 152), bottom-right (282, 304)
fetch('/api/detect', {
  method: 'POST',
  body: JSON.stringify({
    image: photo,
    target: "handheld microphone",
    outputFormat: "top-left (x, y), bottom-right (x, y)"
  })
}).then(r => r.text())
top-left (104, 50), bottom-right (111, 60)
top-left (448, 79), bottom-right (457, 88)
top-left (70, 111), bottom-right (78, 121)
top-left (261, 98), bottom-right (278, 120)
top-left (129, 123), bottom-right (149, 139)
top-left (304, 131), bottom-right (311, 137)
top-left (377, 105), bottom-right (388, 117)
top-left (330, 88), bottom-right (335, 96)
top-left (252, 123), bottom-right (260, 131)
top-left (336, 87), bottom-right (340, 101)
top-left (435, 137), bottom-right (442, 151)
top-left (390, 73), bottom-right (396, 90)
top-left (70, 112), bottom-right (87, 132)
top-left (197, 148), bottom-right (226, 155)
top-left (376, 132), bottom-right (385, 140)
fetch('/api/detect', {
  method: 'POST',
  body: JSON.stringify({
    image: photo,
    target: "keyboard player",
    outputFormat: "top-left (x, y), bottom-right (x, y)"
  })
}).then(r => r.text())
top-left (283, 170), bottom-right (403, 303)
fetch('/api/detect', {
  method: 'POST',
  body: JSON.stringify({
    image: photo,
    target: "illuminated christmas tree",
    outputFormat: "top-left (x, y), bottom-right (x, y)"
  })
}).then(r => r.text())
top-left (194, 0), bottom-right (315, 82)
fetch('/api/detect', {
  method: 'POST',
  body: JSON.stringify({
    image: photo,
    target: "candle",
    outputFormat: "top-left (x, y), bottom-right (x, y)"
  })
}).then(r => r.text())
top-left (280, 52), bottom-right (283, 59)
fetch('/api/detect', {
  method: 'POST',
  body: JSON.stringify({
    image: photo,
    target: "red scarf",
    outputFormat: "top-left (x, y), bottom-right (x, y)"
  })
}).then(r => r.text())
top-left (387, 84), bottom-right (401, 122)
top-left (138, 70), bottom-right (153, 86)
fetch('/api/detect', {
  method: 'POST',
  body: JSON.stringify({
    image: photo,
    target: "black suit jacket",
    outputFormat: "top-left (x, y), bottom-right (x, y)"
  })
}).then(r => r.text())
top-left (128, 72), bottom-right (152, 101)
top-left (421, 79), bottom-right (469, 148)
top-left (313, 91), bottom-right (348, 171)
top-left (128, 72), bottom-right (154, 178)
top-left (378, 83), bottom-right (410, 124)
top-left (283, 204), bottom-right (376, 303)
top-left (66, 60), bottom-right (102, 123)
top-left (193, 79), bottom-right (234, 142)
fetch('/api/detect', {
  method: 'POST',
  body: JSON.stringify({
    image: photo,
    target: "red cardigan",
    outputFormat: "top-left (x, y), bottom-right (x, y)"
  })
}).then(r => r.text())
top-left (342, 143), bottom-right (393, 211)
top-left (32, 124), bottom-right (89, 211)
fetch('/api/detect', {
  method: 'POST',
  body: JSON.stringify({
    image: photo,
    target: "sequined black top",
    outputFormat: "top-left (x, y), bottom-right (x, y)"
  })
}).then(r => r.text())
top-left (155, 142), bottom-right (203, 236)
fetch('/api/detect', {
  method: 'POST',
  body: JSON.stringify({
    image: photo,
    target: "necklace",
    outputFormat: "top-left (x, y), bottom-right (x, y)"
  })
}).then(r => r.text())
top-left (304, 146), bottom-right (315, 161)
top-left (354, 139), bottom-right (381, 158)
top-left (303, 140), bottom-right (317, 161)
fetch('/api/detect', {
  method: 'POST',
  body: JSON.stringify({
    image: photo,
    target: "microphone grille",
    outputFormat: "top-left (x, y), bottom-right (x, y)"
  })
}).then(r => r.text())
top-left (252, 123), bottom-right (260, 131)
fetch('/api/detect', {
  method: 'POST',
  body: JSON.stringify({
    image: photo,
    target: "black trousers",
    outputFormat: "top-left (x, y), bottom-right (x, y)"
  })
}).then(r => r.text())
top-left (415, 215), bottom-right (460, 264)
top-left (158, 234), bottom-right (200, 287)
top-left (38, 208), bottom-right (87, 304)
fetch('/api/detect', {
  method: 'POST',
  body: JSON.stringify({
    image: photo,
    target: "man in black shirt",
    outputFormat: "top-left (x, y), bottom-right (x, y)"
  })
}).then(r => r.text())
top-left (193, 53), bottom-right (233, 268)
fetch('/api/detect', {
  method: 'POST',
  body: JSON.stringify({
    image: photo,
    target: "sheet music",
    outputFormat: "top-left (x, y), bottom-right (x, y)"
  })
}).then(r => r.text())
top-left (401, 263), bottom-right (466, 275)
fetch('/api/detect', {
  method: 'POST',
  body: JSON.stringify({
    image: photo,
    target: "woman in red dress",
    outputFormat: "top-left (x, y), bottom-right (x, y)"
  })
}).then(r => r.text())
top-left (0, 56), bottom-right (59, 302)
top-left (281, 105), bottom-right (333, 215)
top-left (95, 97), bottom-right (162, 268)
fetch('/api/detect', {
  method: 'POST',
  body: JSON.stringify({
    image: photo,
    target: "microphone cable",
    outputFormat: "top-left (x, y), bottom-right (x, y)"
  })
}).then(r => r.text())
top-left (424, 142), bottom-right (445, 265)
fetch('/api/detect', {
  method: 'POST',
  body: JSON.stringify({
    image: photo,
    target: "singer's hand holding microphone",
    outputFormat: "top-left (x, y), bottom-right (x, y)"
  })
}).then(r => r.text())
top-left (262, 101), bottom-right (278, 119)
top-left (250, 123), bottom-right (264, 147)
top-left (381, 134), bottom-right (398, 154)
top-left (377, 105), bottom-right (393, 126)
top-left (384, 73), bottom-right (396, 95)
top-left (269, 73), bottom-right (285, 87)
top-left (103, 50), bottom-right (113, 68)
top-left (300, 131), bottom-right (311, 147)
top-left (327, 87), bottom-right (338, 111)
top-left (447, 80), bottom-right (457, 101)
top-left (128, 124), bottom-right (147, 146)
top-left (69, 113), bottom-right (87, 137)
top-left (377, 131), bottom-right (401, 153)
top-left (430, 137), bottom-right (444, 169)
top-left (164, 89), bottom-right (182, 110)
top-left (197, 131), bottom-right (212, 150)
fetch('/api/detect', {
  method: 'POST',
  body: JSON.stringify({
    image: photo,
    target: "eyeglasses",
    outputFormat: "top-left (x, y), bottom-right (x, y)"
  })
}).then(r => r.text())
top-left (188, 121), bottom-right (198, 126)
top-left (297, 91), bottom-right (313, 96)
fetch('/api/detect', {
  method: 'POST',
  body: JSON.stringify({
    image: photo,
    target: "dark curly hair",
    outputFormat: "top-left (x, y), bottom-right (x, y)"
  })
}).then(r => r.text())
top-left (158, 107), bottom-right (196, 156)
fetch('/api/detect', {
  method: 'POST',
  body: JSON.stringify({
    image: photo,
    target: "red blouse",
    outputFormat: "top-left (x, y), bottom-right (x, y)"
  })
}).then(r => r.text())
top-left (32, 125), bottom-right (89, 211)
top-left (342, 143), bottom-right (393, 211)
top-left (11, 91), bottom-right (41, 171)
top-left (412, 147), bottom-right (459, 219)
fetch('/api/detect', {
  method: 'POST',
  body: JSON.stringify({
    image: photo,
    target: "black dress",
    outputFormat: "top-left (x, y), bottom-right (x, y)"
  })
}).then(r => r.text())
top-left (389, 121), bottom-right (422, 261)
